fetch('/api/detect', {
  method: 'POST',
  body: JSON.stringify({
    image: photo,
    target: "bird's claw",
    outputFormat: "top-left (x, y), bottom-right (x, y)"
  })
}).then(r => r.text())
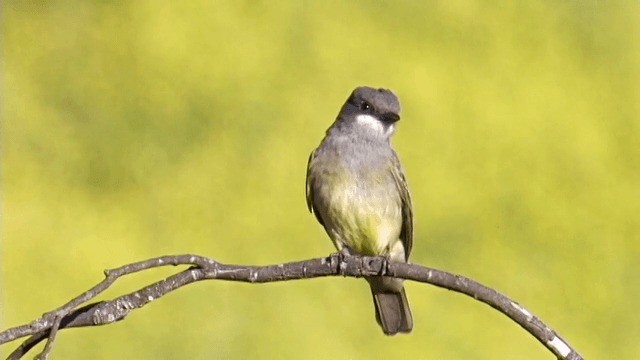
top-left (377, 255), bottom-right (394, 276)
top-left (335, 248), bottom-right (353, 276)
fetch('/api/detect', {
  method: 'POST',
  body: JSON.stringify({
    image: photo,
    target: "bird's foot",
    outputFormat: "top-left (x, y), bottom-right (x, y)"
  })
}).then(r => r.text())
top-left (334, 247), bottom-right (353, 276)
top-left (378, 255), bottom-right (392, 276)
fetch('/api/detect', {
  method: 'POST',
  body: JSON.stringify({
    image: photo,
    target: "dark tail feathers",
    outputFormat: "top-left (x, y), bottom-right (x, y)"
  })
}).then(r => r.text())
top-left (371, 286), bottom-right (413, 335)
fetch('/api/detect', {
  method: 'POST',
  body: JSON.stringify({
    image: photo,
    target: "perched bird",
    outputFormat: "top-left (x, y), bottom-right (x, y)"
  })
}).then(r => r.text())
top-left (306, 86), bottom-right (413, 335)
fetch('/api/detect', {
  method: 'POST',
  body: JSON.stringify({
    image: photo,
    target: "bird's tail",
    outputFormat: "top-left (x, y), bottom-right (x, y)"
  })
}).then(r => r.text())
top-left (368, 277), bottom-right (413, 335)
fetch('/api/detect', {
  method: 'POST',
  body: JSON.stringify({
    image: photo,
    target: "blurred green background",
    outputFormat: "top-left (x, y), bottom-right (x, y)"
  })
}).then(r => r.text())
top-left (2, 1), bottom-right (639, 359)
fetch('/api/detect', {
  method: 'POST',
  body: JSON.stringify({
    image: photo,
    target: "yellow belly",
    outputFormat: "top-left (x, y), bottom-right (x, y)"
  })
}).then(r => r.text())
top-left (324, 185), bottom-right (403, 257)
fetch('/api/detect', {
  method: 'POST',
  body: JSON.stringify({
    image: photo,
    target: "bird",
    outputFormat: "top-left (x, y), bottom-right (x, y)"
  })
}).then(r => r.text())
top-left (305, 86), bottom-right (413, 335)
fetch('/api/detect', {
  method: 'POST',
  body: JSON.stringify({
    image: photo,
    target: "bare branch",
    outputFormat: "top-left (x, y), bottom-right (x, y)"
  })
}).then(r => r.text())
top-left (0, 254), bottom-right (583, 360)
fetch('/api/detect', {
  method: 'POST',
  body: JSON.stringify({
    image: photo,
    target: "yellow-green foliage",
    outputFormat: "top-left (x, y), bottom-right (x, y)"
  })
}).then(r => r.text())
top-left (2, 1), bottom-right (638, 359)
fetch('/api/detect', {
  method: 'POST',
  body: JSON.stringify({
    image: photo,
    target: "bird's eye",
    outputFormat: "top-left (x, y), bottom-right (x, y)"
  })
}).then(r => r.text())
top-left (360, 101), bottom-right (372, 111)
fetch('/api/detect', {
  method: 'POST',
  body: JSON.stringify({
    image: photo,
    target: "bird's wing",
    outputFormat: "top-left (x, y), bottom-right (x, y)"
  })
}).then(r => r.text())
top-left (391, 152), bottom-right (413, 259)
top-left (305, 148), bottom-right (325, 226)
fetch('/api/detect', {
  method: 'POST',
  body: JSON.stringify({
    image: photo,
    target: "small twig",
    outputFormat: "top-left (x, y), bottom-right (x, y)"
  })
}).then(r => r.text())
top-left (33, 315), bottom-right (62, 360)
top-left (1, 255), bottom-right (209, 347)
top-left (0, 254), bottom-right (584, 360)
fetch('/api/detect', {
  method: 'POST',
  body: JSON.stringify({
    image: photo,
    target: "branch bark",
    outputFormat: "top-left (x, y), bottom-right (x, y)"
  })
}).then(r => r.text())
top-left (0, 254), bottom-right (583, 360)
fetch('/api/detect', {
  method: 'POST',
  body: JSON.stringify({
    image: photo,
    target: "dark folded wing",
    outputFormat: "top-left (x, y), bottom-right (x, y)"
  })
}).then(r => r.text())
top-left (305, 149), bottom-right (325, 226)
top-left (390, 151), bottom-right (413, 259)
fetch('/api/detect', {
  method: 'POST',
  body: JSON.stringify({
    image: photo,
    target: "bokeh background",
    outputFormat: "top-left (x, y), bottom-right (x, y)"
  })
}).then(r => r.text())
top-left (2, 1), bottom-right (639, 359)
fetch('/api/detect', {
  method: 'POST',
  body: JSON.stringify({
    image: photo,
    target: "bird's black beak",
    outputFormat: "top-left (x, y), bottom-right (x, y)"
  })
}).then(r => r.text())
top-left (381, 112), bottom-right (400, 124)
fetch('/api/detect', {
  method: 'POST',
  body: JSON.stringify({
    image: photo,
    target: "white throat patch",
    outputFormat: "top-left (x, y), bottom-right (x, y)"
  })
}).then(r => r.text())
top-left (355, 114), bottom-right (395, 137)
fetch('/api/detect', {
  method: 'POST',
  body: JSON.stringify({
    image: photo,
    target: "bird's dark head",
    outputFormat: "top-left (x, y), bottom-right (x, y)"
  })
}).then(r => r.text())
top-left (336, 86), bottom-right (402, 139)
